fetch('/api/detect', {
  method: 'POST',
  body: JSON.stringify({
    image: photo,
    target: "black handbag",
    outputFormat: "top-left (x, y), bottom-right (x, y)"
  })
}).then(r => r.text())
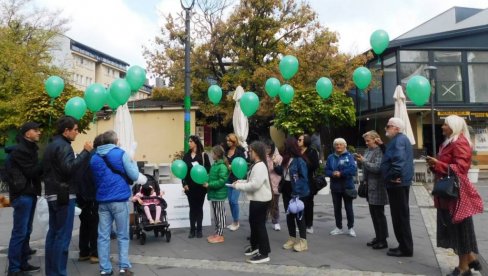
top-left (432, 167), bottom-right (459, 199)
top-left (345, 188), bottom-right (358, 199)
top-left (358, 181), bottom-right (368, 198)
top-left (312, 175), bottom-right (328, 193)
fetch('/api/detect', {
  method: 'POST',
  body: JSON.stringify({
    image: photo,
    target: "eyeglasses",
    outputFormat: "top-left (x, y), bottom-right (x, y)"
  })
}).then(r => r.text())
top-left (385, 125), bottom-right (395, 129)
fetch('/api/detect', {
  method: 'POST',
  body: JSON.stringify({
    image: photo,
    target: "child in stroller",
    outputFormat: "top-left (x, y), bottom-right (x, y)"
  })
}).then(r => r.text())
top-left (130, 174), bottom-right (171, 244)
top-left (132, 184), bottom-right (164, 224)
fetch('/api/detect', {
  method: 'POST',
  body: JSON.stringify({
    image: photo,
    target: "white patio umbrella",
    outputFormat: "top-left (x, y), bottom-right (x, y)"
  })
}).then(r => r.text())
top-left (114, 103), bottom-right (137, 158)
top-left (393, 85), bottom-right (416, 145)
top-left (232, 86), bottom-right (248, 151)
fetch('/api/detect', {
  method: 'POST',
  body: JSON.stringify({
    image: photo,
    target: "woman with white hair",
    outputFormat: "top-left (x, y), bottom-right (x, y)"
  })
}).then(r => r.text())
top-left (426, 115), bottom-right (483, 276)
top-left (325, 138), bottom-right (357, 237)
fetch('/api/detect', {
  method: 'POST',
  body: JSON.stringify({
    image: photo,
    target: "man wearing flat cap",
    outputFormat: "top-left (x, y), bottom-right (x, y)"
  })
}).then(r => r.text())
top-left (6, 122), bottom-right (42, 275)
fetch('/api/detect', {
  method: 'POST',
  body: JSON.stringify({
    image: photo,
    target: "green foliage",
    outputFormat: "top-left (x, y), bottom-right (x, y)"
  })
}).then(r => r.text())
top-left (273, 90), bottom-right (356, 136)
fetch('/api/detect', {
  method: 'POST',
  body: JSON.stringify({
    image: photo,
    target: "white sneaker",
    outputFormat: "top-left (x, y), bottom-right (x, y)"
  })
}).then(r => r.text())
top-left (306, 227), bottom-right (314, 234)
top-left (329, 227), bottom-right (343, 235)
top-left (348, 228), bottom-right (356, 237)
top-left (273, 224), bottom-right (281, 231)
top-left (228, 223), bottom-right (240, 231)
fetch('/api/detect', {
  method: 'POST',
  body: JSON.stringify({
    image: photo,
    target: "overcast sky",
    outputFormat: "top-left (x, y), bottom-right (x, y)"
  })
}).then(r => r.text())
top-left (34, 0), bottom-right (487, 69)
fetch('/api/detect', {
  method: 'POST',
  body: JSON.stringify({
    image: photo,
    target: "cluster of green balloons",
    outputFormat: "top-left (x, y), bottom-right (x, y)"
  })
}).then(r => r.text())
top-left (171, 160), bottom-right (188, 179)
top-left (231, 157), bottom-right (248, 179)
top-left (406, 76), bottom-right (431, 106)
top-left (353, 67), bottom-right (372, 90)
top-left (208, 85), bottom-right (222, 105)
top-left (370, 29), bottom-right (390, 56)
top-left (240, 92), bottom-right (260, 117)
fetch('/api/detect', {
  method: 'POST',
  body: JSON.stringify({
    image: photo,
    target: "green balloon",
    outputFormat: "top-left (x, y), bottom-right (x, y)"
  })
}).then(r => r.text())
top-left (126, 65), bottom-right (146, 92)
top-left (190, 164), bottom-right (208, 184)
top-left (370, 29), bottom-right (390, 55)
top-left (231, 157), bottom-right (248, 179)
top-left (171, 160), bottom-right (188, 179)
top-left (316, 77), bottom-right (333, 99)
top-left (64, 97), bottom-right (87, 120)
top-left (353, 67), bottom-right (372, 90)
top-left (279, 84), bottom-right (294, 104)
top-left (239, 92), bottom-right (260, 117)
top-left (45, 76), bottom-right (64, 98)
top-left (106, 93), bottom-right (121, 110)
top-left (110, 78), bottom-right (131, 105)
top-left (265, 77), bottom-right (281, 97)
top-left (208, 85), bottom-right (222, 105)
top-left (84, 83), bottom-right (108, 112)
top-left (279, 55), bottom-right (299, 80)
top-left (406, 76), bottom-right (431, 106)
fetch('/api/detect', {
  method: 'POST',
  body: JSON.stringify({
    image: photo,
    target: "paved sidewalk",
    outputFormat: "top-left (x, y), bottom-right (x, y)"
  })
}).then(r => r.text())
top-left (0, 180), bottom-right (486, 275)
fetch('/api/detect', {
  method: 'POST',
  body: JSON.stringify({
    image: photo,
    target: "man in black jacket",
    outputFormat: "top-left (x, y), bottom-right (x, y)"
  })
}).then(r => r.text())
top-left (6, 122), bottom-right (42, 275)
top-left (42, 116), bottom-right (93, 276)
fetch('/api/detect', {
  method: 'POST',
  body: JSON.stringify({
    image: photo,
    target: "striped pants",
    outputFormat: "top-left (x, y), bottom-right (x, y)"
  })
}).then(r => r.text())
top-left (212, 201), bottom-right (226, 236)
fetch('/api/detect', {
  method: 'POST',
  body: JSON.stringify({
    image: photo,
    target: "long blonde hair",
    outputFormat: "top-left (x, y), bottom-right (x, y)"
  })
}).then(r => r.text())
top-left (226, 133), bottom-right (240, 147)
top-left (443, 115), bottom-right (472, 146)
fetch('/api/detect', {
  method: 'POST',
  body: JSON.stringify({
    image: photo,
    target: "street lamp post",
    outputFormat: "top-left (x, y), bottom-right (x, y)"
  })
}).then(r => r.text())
top-left (424, 66), bottom-right (438, 156)
top-left (181, 0), bottom-right (195, 152)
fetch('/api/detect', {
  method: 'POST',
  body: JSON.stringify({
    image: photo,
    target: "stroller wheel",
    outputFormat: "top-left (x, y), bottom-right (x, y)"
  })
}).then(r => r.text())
top-left (140, 232), bottom-right (146, 245)
top-left (165, 230), bottom-right (171, 242)
top-left (129, 226), bottom-right (134, 240)
top-left (154, 229), bottom-right (159, 237)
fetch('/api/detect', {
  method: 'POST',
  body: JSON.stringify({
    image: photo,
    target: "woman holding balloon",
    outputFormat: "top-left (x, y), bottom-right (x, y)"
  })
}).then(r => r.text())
top-left (182, 135), bottom-right (211, 239)
top-left (225, 133), bottom-right (247, 231)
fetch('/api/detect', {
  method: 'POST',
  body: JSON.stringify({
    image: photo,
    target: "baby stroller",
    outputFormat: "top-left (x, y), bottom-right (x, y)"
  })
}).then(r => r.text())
top-left (129, 174), bottom-right (171, 245)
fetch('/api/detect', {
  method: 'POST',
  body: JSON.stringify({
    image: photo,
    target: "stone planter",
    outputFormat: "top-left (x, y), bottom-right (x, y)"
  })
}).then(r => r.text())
top-left (468, 168), bottom-right (480, 184)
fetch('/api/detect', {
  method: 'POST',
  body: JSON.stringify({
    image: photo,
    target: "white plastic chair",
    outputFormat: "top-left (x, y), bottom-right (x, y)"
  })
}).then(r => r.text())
top-left (158, 163), bottom-right (172, 184)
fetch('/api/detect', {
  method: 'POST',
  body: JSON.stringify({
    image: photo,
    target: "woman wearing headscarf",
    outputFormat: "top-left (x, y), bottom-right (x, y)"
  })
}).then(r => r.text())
top-left (182, 135), bottom-right (211, 239)
top-left (426, 115), bottom-right (483, 276)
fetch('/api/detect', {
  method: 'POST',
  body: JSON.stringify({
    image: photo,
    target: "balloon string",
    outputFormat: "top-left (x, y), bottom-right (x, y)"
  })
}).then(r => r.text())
top-left (357, 89), bottom-right (362, 148)
top-left (50, 98), bottom-right (54, 106)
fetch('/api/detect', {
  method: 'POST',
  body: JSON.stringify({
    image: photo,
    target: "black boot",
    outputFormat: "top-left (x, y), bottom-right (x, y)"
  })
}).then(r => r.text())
top-left (196, 230), bottom-right (203, 238)
top-left (188, 230), bottom-right (195, 239)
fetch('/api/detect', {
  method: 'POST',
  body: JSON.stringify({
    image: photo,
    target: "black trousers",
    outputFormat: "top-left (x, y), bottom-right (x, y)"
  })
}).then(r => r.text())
top-left (331, 192), bottom-right (354, 229)
top-left (249, 200), bottom-right (271, 256)
top-left (303, 195), bottom-right (314, 228)
top-left (187, 192), bottom-right (206, 232)
top-left (78, 201), bottom-right (98, 257)
top-left (282, 192), bottom-right (306, 239)
top-left (387, 186), bottom-right (413, 254)
top-left (369, 204), bottom-right (388, 242)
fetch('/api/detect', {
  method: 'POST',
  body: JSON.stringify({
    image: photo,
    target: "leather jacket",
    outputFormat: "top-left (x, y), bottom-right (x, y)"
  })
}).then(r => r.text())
top-left (42, 135), bottom-right (90, 195)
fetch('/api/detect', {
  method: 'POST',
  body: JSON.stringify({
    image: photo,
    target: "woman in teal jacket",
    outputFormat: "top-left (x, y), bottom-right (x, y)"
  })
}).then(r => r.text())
top-left (203, 145), bottom-right (229, 244)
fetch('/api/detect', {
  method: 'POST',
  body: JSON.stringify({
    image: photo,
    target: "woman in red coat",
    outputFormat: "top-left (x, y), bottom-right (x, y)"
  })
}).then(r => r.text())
top-left (426, 115), bottom-right (483, 276)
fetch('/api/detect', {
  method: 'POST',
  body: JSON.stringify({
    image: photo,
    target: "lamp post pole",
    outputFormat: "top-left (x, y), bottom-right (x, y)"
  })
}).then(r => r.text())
top-left (425, 66), bottom-right (438, 156)
top-left (181, 0), bottom-right (195, 152)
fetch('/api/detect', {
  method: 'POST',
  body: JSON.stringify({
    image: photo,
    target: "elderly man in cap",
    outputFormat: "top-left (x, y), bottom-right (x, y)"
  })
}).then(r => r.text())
top-left (6, 122), bottom-right (42, 275)
top-left (380, 117), bottom-right (414, 257)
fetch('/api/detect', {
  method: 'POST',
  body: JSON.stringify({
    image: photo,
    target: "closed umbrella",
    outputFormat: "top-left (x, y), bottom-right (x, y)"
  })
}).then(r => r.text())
top-left (114, 103), bottom-right (137, 158)
top-left (394, 85), bottom-right (415, 145)
top-left (233, 86), bottom-right (248, 151)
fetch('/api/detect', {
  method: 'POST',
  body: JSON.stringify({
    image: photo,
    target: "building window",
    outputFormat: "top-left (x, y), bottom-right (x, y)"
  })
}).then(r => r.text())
top-left (468, 64), bottom-right (488, 103)
top-left (383, 54), bottom-right (397, 106)
top-left (468, 51), bottom-right (488, 62)
top-left (399, 50), bottom-right (428, 62)
top-left (436, 66), bottom-right (463, 102)
top-left (434, 51), bottom-right (461, 62)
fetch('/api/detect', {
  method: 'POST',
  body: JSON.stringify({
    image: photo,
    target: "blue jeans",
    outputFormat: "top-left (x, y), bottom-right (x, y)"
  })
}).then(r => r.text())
top-left (8, 195), bottom-right (36, 272)
top-left (227, 186), bottom-right (240, 223)
top-left (98, 202), bottom-right (131, 273)
top-left (331, 192), bottom-right (354, 229)
top-left (45, 198), bottom-right (76, 276)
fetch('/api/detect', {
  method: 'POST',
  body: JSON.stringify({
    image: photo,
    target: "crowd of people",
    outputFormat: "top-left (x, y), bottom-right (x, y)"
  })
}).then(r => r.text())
top-left (3, 114), bottom-right (484, 275)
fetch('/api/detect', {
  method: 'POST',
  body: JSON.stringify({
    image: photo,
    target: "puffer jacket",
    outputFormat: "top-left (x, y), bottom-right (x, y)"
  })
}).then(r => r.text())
top-left (6, 138), bottom-right (42, 201)
top-left (206, 160), bottom-right (229, 201)
top-left (325, 151), bottom-right (357, 192)
top-left (90, 144), bottom-right (139, 203)
top-left (380, 133), bottom-right (414, 188)
top-left (43, 135), bottom-right (90, 195)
